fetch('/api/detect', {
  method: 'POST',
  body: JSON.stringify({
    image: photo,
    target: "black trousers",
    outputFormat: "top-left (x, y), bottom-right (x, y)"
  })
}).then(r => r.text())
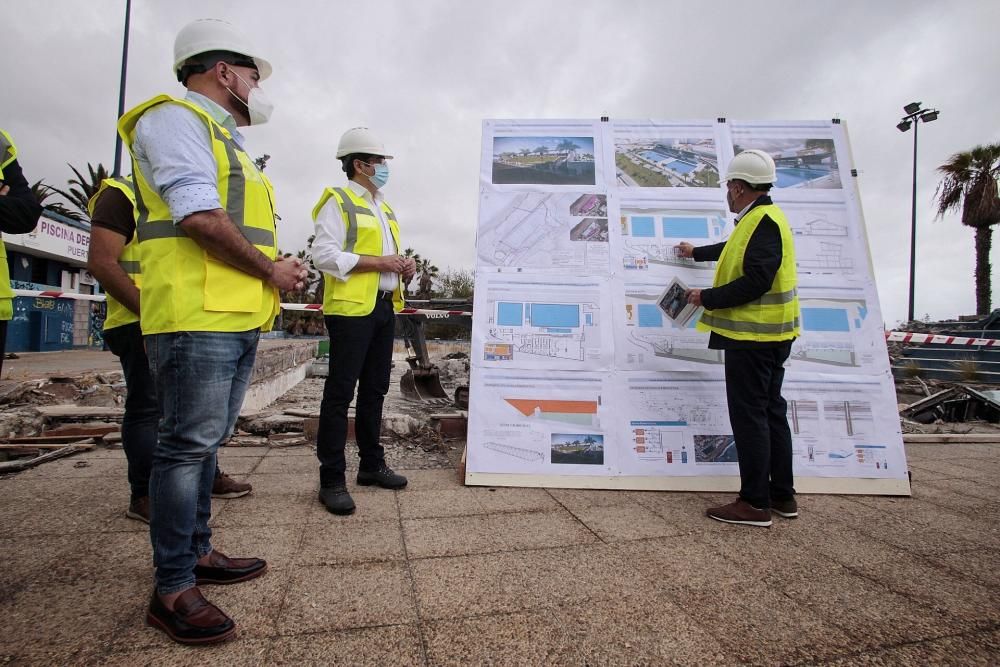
top-left (316, 299), bottom-right (394, 487)
top-left (723, 341), bottom-right (795, 509)
top-left (104, 322), bottom-right (158, 500)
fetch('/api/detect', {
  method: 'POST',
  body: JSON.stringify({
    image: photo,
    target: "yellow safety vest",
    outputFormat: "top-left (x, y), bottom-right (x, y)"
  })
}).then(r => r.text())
top-left (697, 203), bottom-right (800, 341)
top-left (0, 129), bottom-right (19, 320)
top-left (311, 186), bottom-right (404, 316)
top-left (0, 129), bottom-right (16, 180)
top-left (118, 95), bottom-right (279, 334)
top-left (87, 177), bottom-right (140, 331)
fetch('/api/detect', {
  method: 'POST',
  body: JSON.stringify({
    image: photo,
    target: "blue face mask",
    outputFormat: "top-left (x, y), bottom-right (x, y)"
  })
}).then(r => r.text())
top-left (367, 162), bottom-right (389, 189)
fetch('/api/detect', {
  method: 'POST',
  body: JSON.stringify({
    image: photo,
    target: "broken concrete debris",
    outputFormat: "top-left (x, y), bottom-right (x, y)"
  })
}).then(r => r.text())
top-left (901, 385), bottom-right (1000, 424)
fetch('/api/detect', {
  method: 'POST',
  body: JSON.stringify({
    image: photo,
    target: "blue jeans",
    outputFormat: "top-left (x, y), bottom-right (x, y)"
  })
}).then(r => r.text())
top-left (145, 329), bottom-right (259, 595)
top-left (104, 322), bottom-right (158, 501)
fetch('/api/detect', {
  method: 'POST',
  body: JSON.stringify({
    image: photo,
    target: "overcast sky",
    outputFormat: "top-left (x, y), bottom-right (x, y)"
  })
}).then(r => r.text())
top-left (8, 0), bottom-right (1000, 326)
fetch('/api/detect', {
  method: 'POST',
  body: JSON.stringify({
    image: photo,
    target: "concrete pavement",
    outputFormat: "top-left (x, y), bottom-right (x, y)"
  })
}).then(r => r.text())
top-left (0, 437), bottom-right (998, 665)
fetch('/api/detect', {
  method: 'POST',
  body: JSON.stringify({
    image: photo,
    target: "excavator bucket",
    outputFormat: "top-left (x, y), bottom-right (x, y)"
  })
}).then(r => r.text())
top-left (400, 367), bottom-right (449, 402)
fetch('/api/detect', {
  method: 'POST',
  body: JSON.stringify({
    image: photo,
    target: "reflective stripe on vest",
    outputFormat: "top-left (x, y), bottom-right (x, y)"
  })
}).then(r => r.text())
top-left (330, 187), bottom-right (374, 253)
top-left (698, 313), bottom-right (801, 335)
top-left (311, 186), bottom-right (404, 317)
top-left (695, 203), bottom-right (800, 342)
top-left (88, 176), bottom-right (141, 330)
top-left (118, 94), bottom-right (279, 334)
top-left (131, 124), bottom-right (275, 248)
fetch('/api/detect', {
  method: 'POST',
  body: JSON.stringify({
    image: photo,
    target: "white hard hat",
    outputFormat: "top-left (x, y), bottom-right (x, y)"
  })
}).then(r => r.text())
top-left (725, 149), bottom-right (777, 185)
top-left (336, 127), bottom-right (393, 159)
top-left (173, 18), bottom-right (272, 82)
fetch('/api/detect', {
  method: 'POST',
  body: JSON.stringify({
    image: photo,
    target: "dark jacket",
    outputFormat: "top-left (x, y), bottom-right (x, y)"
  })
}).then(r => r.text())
top-left (0, 158), bottom-right (43, 235)
top-left (694, 195), bottom-right (790, 350)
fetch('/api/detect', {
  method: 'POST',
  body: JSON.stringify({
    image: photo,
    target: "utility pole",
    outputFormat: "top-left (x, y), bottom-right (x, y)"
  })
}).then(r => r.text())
top-left (112, 0), bottom-right (132, 177)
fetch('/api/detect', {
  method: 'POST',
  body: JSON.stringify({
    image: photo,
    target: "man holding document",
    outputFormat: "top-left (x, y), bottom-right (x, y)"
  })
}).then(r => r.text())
top-left (675, 149), bottom-right (800, 528)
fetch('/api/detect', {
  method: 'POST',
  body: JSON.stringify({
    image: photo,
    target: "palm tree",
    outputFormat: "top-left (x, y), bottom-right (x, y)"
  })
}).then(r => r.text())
top-left (30, 179), bottom-right (86, 222)
top-left (556, 139), bottom-right (580, 153)
top-left (935, 143), bottom-right (1000, 315)
top-left (50, 162), bottom-right (110, 218)
top-left (416, 257), bottom-right (439, 299)
top-left (401, 248), bottom-right (423, 294)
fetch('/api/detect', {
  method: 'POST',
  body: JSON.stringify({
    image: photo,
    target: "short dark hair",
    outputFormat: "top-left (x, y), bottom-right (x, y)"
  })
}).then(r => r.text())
top-left (341, 153), bottom-right (378, 179)
top-left (177, 50), bottom-right (257, 85)
top-left (733, 179), bottom-right (772, 193)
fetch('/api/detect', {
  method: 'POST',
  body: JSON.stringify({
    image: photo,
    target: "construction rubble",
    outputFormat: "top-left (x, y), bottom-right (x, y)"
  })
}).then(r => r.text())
top-left (0, 341), bottom-right (468, 474)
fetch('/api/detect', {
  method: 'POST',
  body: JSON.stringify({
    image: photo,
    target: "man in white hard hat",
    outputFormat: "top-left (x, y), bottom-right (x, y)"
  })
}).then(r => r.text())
top-left (311, 127), bottom-right (415, 515)
top-left (117, 18), bottom-right (307, 644)
top-left (675, 149), bottom-right (800, 528)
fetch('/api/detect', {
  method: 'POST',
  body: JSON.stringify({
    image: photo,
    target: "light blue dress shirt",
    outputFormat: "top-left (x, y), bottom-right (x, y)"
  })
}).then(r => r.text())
top-left (131, 91), bottom-right (246, 223)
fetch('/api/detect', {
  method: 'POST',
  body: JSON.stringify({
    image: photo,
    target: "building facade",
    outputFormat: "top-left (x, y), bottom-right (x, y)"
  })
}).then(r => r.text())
top-left (3, 210), bottom-right (104, 352)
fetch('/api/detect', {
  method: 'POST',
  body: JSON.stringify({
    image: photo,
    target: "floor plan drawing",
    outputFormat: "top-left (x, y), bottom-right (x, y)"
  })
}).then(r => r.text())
top-left (616, 280), bottom-right (722, 370)
top-left (478, 190), bottom-right (610, 273)
top-left (473, 274), bottom-right (613, 371)
top-left (781, 202), bottom-right (864, 279)
top-left (619, 206), bottom-right (726, 275)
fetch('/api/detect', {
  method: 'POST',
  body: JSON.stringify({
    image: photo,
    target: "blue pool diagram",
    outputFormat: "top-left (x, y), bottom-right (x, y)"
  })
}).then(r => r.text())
top-left (790, 296), bottom-right (874, 368)
top-left (621, 209), bottom-right (725, 273)
top-left (619, 284), bottom-right (722, 369)
top-left (487, 297), bottom-right (600, 363)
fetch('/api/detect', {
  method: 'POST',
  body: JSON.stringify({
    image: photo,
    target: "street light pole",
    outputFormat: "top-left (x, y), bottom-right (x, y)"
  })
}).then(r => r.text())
top-left (908, 115), bottom-right (918, 323)
top-left (897, 102), bottom-right (940, 323)
top-left (112, 0), bottom-right (132, 178)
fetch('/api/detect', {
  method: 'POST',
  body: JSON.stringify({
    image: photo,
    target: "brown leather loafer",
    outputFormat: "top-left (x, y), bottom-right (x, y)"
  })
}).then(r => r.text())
top-left (146, 587), bottom-right (235, 645)
top-left (194, 550), bottom-right (268, 585)
top-left (706, 498), bottom-right (772, 527)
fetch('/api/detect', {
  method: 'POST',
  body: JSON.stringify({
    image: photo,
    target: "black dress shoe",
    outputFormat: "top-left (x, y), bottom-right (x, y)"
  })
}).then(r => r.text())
top-left (146, 587), bottom-right (236, 645)
top-left (356, 464), bottom-right (408, 489)
top-left (319, 485), bottom-right (356, 515)
top-left (194, 550), bottom-right (268, 585)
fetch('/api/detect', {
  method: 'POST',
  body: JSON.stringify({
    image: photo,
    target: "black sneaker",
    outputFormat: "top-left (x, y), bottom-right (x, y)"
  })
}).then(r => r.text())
top-left (356, 465), bottom-right (408, 490)
top-left (771, 497), bottom-right (799, 519)
top-left (319, 485), bottom-right (356, 515)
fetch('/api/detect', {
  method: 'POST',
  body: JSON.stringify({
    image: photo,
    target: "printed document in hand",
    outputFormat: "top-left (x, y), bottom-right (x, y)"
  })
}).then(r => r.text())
top-left (657, 277), bottom-right (701, 328)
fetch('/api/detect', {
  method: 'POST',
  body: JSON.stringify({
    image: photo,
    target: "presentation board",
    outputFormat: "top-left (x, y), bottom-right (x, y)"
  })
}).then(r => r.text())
top-left (467, 118), bottom-right (910, 496)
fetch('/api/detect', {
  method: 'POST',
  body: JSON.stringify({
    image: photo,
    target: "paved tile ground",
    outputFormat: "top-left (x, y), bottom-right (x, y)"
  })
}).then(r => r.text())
top-left (1, 441), bottom-right (999, 665)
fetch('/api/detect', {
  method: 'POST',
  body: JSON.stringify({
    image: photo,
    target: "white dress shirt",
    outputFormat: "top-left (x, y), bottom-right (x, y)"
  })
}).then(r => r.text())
top-left (312, 180), bottom-right (399, 291)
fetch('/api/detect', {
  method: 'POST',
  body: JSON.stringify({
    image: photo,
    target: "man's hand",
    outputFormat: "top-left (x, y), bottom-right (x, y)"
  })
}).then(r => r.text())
top-left (0, 184), bottom-right (9, 197)
top-left (378, 254), bottom-right (408, 274)
top-left (674, 242), bottom-right (694, 259)
top-left (401, 257), bottom-right (417, 281)
top-left (686, 288), bottom-right (703, 307)
top-left (269, 256), bottom-right (308, 291)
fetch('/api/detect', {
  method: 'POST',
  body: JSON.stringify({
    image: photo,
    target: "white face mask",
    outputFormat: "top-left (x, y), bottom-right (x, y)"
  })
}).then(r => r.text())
top-left (227, 70), bottom-right (274, 125)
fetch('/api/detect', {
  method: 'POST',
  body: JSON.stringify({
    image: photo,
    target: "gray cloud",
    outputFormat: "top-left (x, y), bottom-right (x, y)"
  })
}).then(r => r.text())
top-left (7, 0), bottom-right (999, 325)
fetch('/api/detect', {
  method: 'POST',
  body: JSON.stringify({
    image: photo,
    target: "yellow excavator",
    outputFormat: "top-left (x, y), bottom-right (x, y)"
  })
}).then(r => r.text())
top-left (396, 300), bottom-right (471, 409)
